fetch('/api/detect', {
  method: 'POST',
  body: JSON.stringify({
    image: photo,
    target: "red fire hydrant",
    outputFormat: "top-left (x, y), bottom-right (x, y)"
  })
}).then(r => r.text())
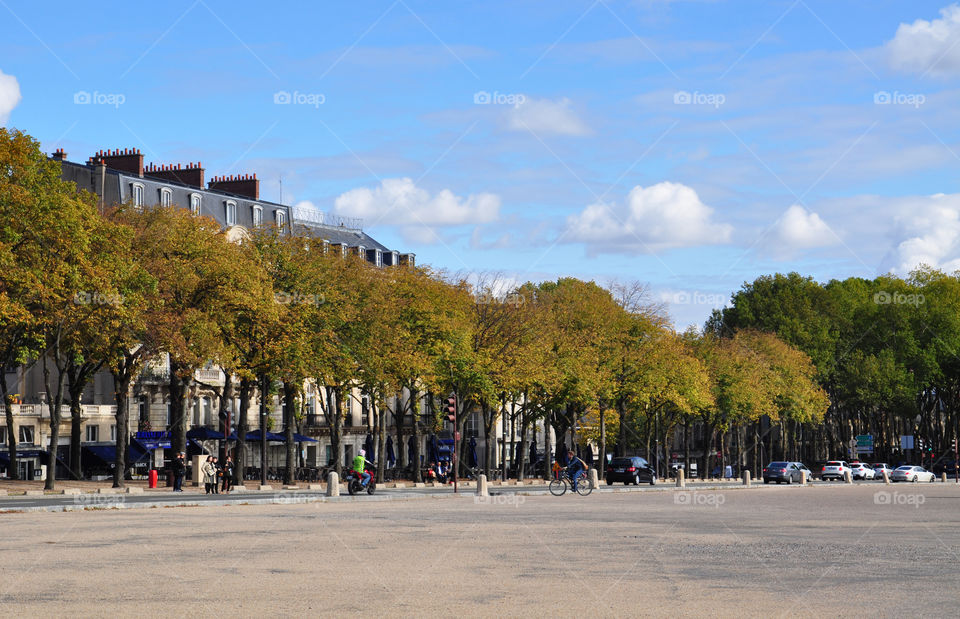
top-left (148, 469), bottom-right (158, 489)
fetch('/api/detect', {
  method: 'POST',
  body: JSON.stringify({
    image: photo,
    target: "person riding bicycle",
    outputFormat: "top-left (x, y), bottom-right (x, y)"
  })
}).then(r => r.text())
top-left (353, 449), bottom-right (373, 487)
top-left (566, 450), bottom-right (588, 491)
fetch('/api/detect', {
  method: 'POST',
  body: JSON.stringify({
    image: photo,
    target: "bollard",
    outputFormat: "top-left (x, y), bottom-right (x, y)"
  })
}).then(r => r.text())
top-left (942, 473), bottom-right (948, 483)
top-left (844, 470), bottom-right (852, 484)
top-left (742, 470), bottom-right (751, 487)
top-left (588, 468), bottom-right (599, 489)
top-left (476, 474), bottom-right (489, 497)
top-left (800, 470), bottom-right (807, 486)
top-left (326, 471), bottom-right (339, 497)
top-left (676, 469), bottom-right (685, 489)
top-left (882, 470), bottom-right (890, 485)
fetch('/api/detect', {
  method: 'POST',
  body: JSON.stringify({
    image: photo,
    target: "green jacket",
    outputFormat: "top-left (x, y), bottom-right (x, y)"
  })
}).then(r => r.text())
top-left (352, 454), bottom-right (366, 473)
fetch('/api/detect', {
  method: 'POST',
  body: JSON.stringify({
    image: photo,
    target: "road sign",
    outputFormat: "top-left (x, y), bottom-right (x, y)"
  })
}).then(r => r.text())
top-left (900, 435), bottom-right (915, 450)
top-left (855, 435), bottom-right (873, 453)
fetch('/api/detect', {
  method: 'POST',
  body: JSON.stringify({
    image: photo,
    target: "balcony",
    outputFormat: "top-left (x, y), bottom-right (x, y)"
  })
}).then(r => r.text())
top-left (139, 367), bottom-right (170, 383)
top-left (194, 368), bottom-right (224, 385)
top-left (305, 414), bottom-right (325, 427)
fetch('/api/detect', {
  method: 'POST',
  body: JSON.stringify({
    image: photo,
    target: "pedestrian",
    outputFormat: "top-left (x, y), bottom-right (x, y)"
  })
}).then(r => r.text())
top-left (211, 456), bottom-right (221, 494)
top-left (172, 452), bottom-right (186, 492)
top-left (221, 456), bottom-right (234, 493)
top-left (201, 456), bottom-right (217, 494)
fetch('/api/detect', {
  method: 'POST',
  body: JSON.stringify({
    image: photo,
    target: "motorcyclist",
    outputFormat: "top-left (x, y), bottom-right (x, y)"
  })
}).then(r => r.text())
top-left (352, 449), bottom-right (373, 487)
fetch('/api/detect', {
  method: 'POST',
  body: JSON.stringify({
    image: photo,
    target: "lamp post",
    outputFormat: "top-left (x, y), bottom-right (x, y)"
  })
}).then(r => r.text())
top-left (260, 374), bottom-right (268, 486)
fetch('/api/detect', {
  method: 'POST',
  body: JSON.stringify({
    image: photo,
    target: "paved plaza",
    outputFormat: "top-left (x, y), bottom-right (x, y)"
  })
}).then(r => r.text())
top-left (1, 484), bottom-right (958, 617)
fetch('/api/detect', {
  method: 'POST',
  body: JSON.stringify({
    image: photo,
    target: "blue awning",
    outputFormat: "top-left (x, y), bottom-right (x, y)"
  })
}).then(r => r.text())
top-left (83, 445), bottom-right (116, 465)
top-left (245, 430), bottom-right (285, 442)
top-left (292, 433), bottom-right (317, 443)
top-left (186, 427), bottom-right (225, 440)
top-left (0, 449), bottom-right (45, 464)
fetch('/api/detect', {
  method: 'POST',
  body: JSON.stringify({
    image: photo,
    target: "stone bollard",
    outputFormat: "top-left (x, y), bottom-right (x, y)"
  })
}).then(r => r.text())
top-left (800, 470), bottom-right (808, 486)
top-left (844, 470), bottom-right (852, 484)
top-left (942, 473), bottom-right (948, 483)
top-left (326, 472), bottom-right (339, 497)
top-left (882, 470), bottom-right (890, 485)
top-left (588, 469), bottom-right (599, 489)
top-left (476, 474), bottom-right (489, 497)
top-left (742, 470), bottom-right (751, 487)
top-left (676, 469), bottom-right (685, 489)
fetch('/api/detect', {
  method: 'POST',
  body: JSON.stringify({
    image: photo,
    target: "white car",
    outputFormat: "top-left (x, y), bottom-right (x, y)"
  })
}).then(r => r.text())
top-left (890, 465), bottom-right (935, 483)
top-left (821, 460), bottom-right (849, 481)
top-left (848, 462), bottom-right (875, 480)
top-left (872, 463), bottom-right (893, 477)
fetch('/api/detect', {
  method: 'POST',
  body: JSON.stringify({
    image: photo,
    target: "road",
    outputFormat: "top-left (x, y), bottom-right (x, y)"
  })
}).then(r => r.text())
top-left (1, 482), bottom-right (958, 616)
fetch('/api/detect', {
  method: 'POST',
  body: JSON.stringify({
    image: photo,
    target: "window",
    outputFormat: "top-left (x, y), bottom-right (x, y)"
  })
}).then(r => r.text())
top-left (373, 250), bottom-right (382, 267)
top-left (131, 183), bottom-right (144, 208)
top-left (85, 425), bottom-right (99, 442)
top-left (190, 193), bottom-right (202, 216)
top-left (361, 395), bottom-right (369, 425)
top-left (0, 427), bottom-right (5, 444)
top-left (19, 425), bottom-right (35, 444)
top-left (275, 209), bottom-right (286, 227)
top-left (252, 205), bottom-right (262, 226)
top-left (322, 240), bottom-right (330, 254)
top-left (166, 404), bottom-right (172, 427)
top-left (110, 425), bottom-right (117, 442)
top-left (160, 188), bottom-right (172, 207)
top-left (225, 201), bottom-right (237, 226)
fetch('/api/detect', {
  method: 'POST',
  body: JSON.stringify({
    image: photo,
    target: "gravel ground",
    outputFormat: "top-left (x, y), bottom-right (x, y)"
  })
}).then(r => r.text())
top-left (0, 484), bottom-right (957, 617)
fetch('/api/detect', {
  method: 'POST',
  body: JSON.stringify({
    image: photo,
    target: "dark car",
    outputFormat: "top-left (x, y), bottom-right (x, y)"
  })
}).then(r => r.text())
top-left (606, 457), bottom-right (656, 486)
top-left (763, 461), bottom-right (805, 484)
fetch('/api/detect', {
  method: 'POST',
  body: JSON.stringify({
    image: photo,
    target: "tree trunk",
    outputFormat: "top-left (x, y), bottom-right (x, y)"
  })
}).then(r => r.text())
top-left (111, 369), bottom-right (131, 489)
top-left (616, 396), bottom-right (627, 457)
top-left (375, 398), bottom-right (386, 483)
top-left (168, 359), bottom-right (190, 457)
top-left (283, 381), bottom-right (296, 485)
top-left (543, 409), bottom-right (554, 481)
top-left (235, 377), bottom-right (252, 485)
top-left (2, 374), bottom-right (19, 480)
top-left (43, 351), bottom-right (68, 491)
top-left (683, 418), bottom-right (691, 478)
top-left (410, 389), bottom-right (422, 483)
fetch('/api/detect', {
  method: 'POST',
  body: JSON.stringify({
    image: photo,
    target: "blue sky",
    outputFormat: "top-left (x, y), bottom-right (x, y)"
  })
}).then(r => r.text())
top-left (2, 0), bottom-right (960, 327)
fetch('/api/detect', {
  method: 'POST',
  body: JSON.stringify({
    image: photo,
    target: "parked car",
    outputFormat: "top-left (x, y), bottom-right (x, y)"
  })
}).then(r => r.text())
top-left (872, 463), bottom-right (893, 477)
top-left (606, 457), bottom-right (657, 485)
top-left (890, 465), bottom-right (935, 483)
top-left (762, 461), bottom-right (806, 484)
top-left (932, 460), bottom-right (959, 478)
top-left (821, 460), bottom-right (849, 481)
top-left (848, 462), bottom-right (875, 480)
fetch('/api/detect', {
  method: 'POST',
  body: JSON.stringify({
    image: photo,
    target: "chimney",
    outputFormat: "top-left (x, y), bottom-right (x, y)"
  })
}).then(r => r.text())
top-left (51, 148), bottom-right (67, 161)
top-left (89, 148), bottom-right (144, 177)
top-left (144, 161), bottom-right (205, 189)
top-left (208, 173), bottom-right (259, 200)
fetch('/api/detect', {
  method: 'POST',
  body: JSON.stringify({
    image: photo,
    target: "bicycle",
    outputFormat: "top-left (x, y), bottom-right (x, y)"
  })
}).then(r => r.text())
top-left (549, 469), bottom-right (593, 496)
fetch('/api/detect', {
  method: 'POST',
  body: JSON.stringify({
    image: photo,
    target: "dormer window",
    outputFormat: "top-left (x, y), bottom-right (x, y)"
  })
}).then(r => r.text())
top-left (131, 183), bottom-right (144, 208)
top-left (190, 193), bottom-right (202, 216)
top-left (275, 209), bottom-right (286, 227)
top-left (159, 187), bottom-right (172, 207)
top-left (374, 249), bottom-right (382, 267)
top-left (252, 205), bottom-right (262, 227)
top-left (225, 201), bottom-right (237, 226)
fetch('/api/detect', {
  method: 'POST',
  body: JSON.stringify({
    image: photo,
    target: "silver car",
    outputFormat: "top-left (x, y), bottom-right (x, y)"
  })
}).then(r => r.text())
top-left (890, 465), bottom-right (935, 483)
top-left (821, 460), bottom-right (849, 481)
top-left (848, 462), bottom-right (875, 480)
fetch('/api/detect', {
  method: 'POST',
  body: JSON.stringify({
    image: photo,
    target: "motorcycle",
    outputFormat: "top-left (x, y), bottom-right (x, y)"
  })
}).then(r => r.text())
top-left (345, 467), bottom-right (376, 495)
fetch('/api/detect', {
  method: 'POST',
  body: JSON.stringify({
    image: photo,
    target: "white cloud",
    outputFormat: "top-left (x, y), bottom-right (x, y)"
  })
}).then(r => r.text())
top-left (507, 97), bottom-right (591, 136)
top-left (885, 193), bottom-right (960, 273)
top-left (887, 4), bottom-right (960, 76)
top-left (565, 181), bottom-right (732, 254)
top-left (765, 205), bottom-right (839, 258)
top-left (333, 177), bottom-right (500, 244)
top-left (0, 69), bottom-right (22, 124)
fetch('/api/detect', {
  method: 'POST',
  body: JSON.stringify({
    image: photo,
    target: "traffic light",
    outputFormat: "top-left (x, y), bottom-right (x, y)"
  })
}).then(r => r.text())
top-left (445, 395), bottom-right (456, 423)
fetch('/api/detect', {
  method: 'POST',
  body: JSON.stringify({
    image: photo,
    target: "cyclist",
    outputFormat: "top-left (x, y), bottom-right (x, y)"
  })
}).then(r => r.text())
top-left (566, 450), bottom-right (588, 491)
top-left (353, 449), bottom-right (373, 487)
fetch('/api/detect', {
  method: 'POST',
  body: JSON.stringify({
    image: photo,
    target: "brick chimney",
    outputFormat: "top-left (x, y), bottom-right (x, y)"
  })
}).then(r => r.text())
top-left (144, 162), bottom-right (205, 189)
top-left (208, 173), bottom-right (259, 200)
top-left (88, 148), bottom-right (144, 177)
top-left (51, 148), bottom-right (67, 161)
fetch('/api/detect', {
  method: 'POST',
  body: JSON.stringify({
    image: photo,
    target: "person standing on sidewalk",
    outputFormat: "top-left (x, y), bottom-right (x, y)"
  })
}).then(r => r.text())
top-left (172, 452), bottom-right (186, 492)
top-left (221, 456), bottom-right (234, 493)
top-left (201, 456), bottom-right (217, 494)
